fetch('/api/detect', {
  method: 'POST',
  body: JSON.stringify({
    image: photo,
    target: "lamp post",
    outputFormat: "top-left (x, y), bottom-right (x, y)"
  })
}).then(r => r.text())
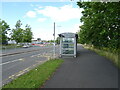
top-left (53, 22), bottom-right (55, 58)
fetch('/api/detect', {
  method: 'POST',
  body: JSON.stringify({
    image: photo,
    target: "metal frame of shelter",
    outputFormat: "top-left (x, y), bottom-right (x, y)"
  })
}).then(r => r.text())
top-left (58, 32), bottom-right (78, 57)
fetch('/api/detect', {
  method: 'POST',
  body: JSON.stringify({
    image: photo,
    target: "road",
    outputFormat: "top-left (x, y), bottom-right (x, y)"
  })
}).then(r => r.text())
top-left (1, 45), bottom-right (60, 86)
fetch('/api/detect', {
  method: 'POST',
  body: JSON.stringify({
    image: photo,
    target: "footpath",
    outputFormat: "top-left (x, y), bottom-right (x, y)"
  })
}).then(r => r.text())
top-left (44, 45), bottom-right (119, 88)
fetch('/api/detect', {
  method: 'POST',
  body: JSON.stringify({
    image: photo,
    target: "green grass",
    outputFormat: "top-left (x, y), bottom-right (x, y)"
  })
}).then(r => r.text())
top-left (83, 44), bottom-right (119, 69)
top-left (2, 59), bottom-right (64, 88)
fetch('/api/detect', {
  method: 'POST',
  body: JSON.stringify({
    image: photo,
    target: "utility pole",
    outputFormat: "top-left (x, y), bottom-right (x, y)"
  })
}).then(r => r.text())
top-left (53, 22), bottom-right (55, 58)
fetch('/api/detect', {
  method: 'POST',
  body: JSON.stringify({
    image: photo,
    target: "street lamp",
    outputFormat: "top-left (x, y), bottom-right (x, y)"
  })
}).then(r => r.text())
top-left (53, 22), bottom-right (55, 58)
top-left (53, 23), bottom-right (62, 58)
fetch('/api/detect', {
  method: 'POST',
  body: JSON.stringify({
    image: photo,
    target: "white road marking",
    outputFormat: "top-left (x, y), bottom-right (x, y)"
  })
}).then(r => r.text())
top-left (30, 55), bottom-right (38, 57)
top-left (5, 60), bottom-right (47, 81)
top-left (0, 58), bottom-right (24, 66)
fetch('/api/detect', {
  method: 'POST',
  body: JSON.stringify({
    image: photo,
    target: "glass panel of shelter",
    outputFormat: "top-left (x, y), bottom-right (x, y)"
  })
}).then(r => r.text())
top-left (62, 37), bottom-right (75, 54)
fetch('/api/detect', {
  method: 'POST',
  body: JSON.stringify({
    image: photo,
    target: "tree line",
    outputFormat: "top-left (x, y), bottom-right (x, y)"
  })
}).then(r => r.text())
top-left (77, 2), bottom-right (119, 51)
top-left (0, 19), bottom-right (33, 44)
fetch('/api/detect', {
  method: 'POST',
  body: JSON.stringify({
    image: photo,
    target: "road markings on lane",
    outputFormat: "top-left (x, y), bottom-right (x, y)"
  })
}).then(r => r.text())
top-left (18, 58), bottom-right (25, 61)
top-left (35, 61), bottom-right (43, 63)
top-left (33, 50), bottom-right (58, 60)
top-left (9, 75), bottom-right (15, 79)
top-left (31, 54), bottom-right (38, 57)
top-left (3, 60), bottom-right (48, 86)
top-left (0, 58), bottom-right (24, 66)
top-left (2, 46), bottom-right (60, 86)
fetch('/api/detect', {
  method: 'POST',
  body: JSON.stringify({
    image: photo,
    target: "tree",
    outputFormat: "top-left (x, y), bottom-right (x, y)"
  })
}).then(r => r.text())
top-left (11, 20), bottom-right (23, 44)
top-left (56, 37), bottom-right (60, 44)
top-left (23, 24), bottom-right (33, 43)
top-left (11, 20), bottom-right (33, 44)
top-left (15, 20), bottom-right (22, 29)
top-left (37, 38), bottom-right (41, 41)
top-left (77, 2), bottom-right (120, 50)
top-left (0, 19), bottom-right (10, 44)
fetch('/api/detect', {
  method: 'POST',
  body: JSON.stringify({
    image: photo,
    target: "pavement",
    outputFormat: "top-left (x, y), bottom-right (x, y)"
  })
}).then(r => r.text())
top-left (44, 44), bottom-right (119, 88)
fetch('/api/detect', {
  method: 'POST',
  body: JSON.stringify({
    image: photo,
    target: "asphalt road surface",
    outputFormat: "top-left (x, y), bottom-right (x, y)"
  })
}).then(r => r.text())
top-left (1, 45), bottom-right (60, 86)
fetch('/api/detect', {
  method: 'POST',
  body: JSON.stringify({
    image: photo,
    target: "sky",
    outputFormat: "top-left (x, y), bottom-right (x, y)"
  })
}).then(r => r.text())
top-left (1, 1), bottom-right (83, 40)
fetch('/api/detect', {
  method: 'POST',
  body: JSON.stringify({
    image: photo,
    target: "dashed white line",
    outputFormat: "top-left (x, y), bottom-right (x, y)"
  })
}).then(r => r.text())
top-left (0, 58), bottom-right (24, 66)
top-left (30, 54), bottom-right (38, 57)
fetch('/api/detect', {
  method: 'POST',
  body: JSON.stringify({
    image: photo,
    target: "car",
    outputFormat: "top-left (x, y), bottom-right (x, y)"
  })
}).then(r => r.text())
top-left (22, 45), bottom-right (29, 48)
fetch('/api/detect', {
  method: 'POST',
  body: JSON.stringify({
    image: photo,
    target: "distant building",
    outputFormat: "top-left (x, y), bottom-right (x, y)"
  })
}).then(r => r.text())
top-left (32, 38), bottom-right (42, 44)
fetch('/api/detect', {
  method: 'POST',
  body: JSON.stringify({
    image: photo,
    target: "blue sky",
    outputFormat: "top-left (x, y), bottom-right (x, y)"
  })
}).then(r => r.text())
top-left (2, 1), bottom-right (83, 40)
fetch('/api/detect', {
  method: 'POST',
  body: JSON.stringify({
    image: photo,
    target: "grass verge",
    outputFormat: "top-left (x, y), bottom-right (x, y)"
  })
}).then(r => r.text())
top-left (83, 44), bottom-right (119, 69)
top-left (2, 59), bottom-right (64, 88)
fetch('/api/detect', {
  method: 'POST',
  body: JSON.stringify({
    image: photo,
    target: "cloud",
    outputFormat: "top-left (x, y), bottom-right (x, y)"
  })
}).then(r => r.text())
top-left (58, 24), bottom-right (81, 34)
top-left (35, 4), bottom-right (83, 22)
top-left (30, 4), bottom-right (34, 7)
top-left (25, 11), bottom-right (36, 18)
top-left (33, 27), bottom-right (53, 40)
top-left (37, 18), bottom-right (46, 22)
top-left (72, 23), bottom-right (82, 32)
top-left (38, 6), bottom-right (43, 9)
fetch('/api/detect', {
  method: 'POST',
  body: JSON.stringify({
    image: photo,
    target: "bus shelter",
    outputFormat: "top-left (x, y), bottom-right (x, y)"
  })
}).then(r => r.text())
top-left (58, 32), bottom-right (78, 57)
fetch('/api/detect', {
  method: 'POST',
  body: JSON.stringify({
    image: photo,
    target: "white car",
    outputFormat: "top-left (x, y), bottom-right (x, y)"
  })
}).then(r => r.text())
top-left (22, 45), bottom-right (29, 48)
